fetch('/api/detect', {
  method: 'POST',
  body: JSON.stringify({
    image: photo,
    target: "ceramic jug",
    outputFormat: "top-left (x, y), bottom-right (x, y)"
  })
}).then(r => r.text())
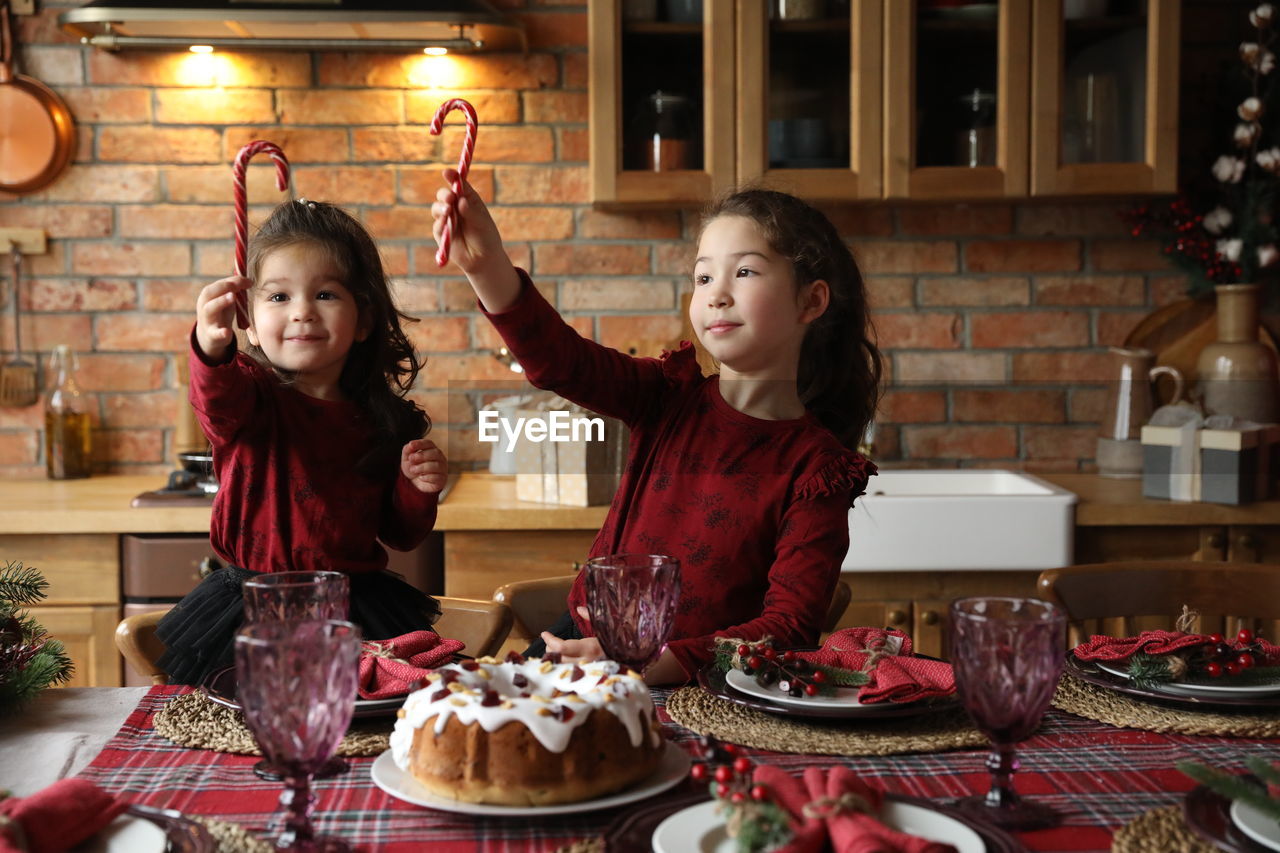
top-left (1096, 346), bottom-right (1183, 478)
top-left (1196, 283), bottom-right (1280, 424)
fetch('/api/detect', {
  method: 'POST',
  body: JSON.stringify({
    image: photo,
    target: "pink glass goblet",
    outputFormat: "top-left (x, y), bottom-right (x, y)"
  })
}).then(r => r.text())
top-left (948, 596), bottom-right (1067, 831)
top-left (242, 571), bottom-right (349, 624)
top-left (242, 571), bottom-right (350, 780)
top-left (583, 554), bottom-right (681, 674)
top-left (235, 619), bottom-right (360, 853)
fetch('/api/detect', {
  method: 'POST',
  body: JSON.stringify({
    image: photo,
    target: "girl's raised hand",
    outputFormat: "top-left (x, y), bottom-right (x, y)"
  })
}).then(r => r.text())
top-left (195, 276), bottom-right (252, 360)
top-left (433, 169), bottom-right (505, 277)
top-left (401, 438), bottom-right (448, 494)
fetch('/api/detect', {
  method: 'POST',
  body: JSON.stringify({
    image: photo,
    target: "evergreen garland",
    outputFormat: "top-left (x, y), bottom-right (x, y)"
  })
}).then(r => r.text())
top-left (1178, 758), bottom-right (1280, 823)
top-left (0, 560), bottom-right (74, 713)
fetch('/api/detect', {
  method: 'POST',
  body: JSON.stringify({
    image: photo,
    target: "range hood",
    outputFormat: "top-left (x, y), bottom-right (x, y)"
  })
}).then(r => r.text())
top-left (59, 0), bottom-right (526, 53)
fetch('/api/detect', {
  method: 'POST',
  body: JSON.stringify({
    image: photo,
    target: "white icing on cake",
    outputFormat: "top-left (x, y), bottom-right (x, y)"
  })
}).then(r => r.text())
top-left (390, 657), bottom-right (659, 770)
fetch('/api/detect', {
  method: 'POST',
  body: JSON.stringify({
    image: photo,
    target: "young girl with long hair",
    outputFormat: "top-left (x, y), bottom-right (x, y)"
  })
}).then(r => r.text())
top-left (157, 199), bottom-right (447, 686)
top-left (433, 176), bottom-right (880, 684)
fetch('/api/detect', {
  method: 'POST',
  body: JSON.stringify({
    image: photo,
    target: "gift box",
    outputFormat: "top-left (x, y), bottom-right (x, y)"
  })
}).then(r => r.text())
top-left (513, 396), bottom-right (627, 506)
top-left (1142, 421), bottom-right (1280, 505)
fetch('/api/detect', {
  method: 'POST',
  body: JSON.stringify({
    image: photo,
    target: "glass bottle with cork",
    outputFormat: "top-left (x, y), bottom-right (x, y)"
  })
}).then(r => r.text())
top-left (44, 344), bottom-right (92, 479)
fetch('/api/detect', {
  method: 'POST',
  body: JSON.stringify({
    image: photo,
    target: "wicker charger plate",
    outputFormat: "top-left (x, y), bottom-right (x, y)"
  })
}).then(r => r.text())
top-left (1110, 805), bottom-right (1220, 853)
top-left (1052, 673), bottom-right (1280, 738)
top-left (665, 686), bottom-right (986, 756)
top-left (153, 691), bottom-right (390, 756)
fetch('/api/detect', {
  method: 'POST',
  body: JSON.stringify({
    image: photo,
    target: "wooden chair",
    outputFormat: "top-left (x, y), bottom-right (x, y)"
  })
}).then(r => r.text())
top-left (493, 575), bottom-right (854, 647)
top-left (113, 596), bottom-right (514, 685)
top-left (1036, 560), bottom-right (1280, 648)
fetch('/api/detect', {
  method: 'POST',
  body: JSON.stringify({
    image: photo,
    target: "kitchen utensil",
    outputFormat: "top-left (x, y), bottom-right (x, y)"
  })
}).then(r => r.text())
top-left (948, 597), bottom-right (1066, 831)
top-left (1, 241), bottom-right (37, 407)
top-left (0, 0), bottom-right (75, 194)
top-left (231, 140), bottom-right (290, 329)
top-left (428, 97), bottom-right (478, 268)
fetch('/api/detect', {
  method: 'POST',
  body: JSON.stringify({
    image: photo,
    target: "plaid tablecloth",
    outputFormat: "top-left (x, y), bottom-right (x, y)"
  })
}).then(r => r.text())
top-left (75, 686), bottom-right (1280, 852)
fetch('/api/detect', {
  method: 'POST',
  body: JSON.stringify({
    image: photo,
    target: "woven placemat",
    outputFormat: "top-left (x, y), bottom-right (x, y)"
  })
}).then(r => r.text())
top-left (665, 687), bottom-right (986, 756)
top-left (1052, 674), bottom-right (1280, 738)
top-left (153, 691), bottom-right (390, 756)
top-left (191, 816), bottom-right (275, 853)
top-left (1109, 804), bottom-right (1219, 853)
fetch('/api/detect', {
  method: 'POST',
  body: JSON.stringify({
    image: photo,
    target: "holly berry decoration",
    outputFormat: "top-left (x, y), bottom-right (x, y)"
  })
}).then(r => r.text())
top-left (689, 737), bottom-right (793, 851)
top-left (732, 638), bottom-right (861, 698)
top-left (1199, 629), bottom-right (1267, 679)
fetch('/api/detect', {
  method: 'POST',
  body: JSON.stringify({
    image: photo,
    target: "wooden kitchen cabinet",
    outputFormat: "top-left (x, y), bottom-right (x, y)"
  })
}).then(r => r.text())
top-left (1, 533), bottom-right (121, 687)
top-left (589, 0), bottom-right (1180, 204)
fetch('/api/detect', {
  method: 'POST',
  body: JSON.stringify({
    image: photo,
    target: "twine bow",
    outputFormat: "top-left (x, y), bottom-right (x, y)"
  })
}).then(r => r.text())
top-left (1176, 604), bottom-right (1200, 635)
top-left (802, 791), bottom-right (874, 820)
top-left (361, 640), bottom-right (410, 666)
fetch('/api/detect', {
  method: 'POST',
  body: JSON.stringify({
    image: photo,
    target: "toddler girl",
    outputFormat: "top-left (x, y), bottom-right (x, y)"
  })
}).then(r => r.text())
top-left (157, 199), bottom-right (447, 686)
top-left (433, 177), bottom-right (879, 684)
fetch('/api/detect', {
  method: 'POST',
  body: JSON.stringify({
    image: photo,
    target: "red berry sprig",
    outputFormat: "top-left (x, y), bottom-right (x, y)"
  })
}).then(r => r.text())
top-left (736, 639), bottom-right (831, 698)
top-left (1199, 629), bottom-right (1267, 678)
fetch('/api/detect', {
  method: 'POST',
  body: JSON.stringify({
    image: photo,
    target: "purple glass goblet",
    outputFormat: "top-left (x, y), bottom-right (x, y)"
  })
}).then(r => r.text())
top-left (235, 619), bottom-right (360, 852)
top-left (242, 571), bottom-right (350, 781)
top-left (948, 596), bottom-right (1066, 831)
top-left (583, 554), bottom-right (681, 674)
top-left (242, 571), bottom-right (349, 624)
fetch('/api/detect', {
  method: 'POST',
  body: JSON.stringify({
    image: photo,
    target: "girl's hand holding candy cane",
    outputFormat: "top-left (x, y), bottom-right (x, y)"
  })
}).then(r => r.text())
top-left (195, 275), bottom-right (253, 361)
top-left (431, 169), bottom-right (521, 314)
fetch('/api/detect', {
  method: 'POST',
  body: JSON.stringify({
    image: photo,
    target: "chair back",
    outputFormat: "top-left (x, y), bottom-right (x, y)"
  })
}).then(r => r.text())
top-left (493, 576), bottom-right (853, 643)
top-left (115, 610), bottom-right (170, 686)
top-left (1036, 561), bottom-right (1280, 647)
top-left (434, 596), bottom-right (514, 659)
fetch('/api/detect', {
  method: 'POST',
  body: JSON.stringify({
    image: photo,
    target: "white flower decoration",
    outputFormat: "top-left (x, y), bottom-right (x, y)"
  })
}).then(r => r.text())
top-left (1239, 96), bottom-right (1265, 121)
top-left (1236, 122), bottom-right (1261, 147)
top-left (1213, 155), bottom-right (1247, 183)
top-left (1243, 42), bottom-right (1261, 64)
top-left (1263, 51), bottom-right (1277, 74)
top-left (1259, 244), bottom-right (1279, 267)
top-left (1252, 3), bottom-right (1274, 26)
top-left (1218, 238), bottom-right (1244, 262)
top-left (1257, 146), bottom-right (1280, 172)
top-left (1203, 206), bottom-right (1234, 235)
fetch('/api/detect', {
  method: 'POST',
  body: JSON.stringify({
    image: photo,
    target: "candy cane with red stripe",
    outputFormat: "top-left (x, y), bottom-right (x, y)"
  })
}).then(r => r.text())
top-left (231, 140), bottom-right (291, 329)
top-left (428, 98), bottom-right (478, 268)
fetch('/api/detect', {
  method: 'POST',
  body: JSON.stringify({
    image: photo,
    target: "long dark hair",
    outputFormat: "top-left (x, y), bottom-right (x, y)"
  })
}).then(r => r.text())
top-left (246, 200), bottom-right (429, 474)
top-left (700, 189), bottom-right (882, 452)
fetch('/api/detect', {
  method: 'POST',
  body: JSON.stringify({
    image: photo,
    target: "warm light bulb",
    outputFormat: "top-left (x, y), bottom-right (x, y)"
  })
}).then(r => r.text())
top-left (423, 46), bottom-right (448, 56)
top-left (189, 45), bottom-right (214, 54)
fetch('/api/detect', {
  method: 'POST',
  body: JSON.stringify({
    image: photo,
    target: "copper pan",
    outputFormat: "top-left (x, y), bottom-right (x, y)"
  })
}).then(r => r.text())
top-left (0, 0), bottom-right (75, 194)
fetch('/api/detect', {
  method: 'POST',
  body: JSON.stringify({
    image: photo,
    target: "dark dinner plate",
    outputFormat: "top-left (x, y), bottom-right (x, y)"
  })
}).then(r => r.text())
top-left (202, 665), bottom-right (405, 719)
top-left (602, 790), bottom-right (1025, 852)
top-left (1183, 780), bottom-right (1276, 853)
top-left (1065, 654), bottom-right (1280, 711)
top-left (697, 664), bottom-right (958, 721)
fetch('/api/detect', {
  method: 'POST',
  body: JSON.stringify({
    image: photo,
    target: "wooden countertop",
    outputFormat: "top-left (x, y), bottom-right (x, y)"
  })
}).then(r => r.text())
top-left (3, 471), bottom-right (1279, 535)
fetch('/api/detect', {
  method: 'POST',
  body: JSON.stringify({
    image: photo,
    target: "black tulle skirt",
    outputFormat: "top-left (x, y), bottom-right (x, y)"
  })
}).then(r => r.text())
top-left (155, 566), bottom-right (441, 686)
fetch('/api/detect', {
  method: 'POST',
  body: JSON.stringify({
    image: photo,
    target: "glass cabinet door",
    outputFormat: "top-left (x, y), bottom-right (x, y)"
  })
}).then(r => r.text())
top-left (1031, 0), bottom-right (1179, 195)
top-left (589, 0), bottom-right (735, 204)
top-left (884, 0), bottom-right (1031, 199)
top-left (735, 0), bottom-right (882, 199)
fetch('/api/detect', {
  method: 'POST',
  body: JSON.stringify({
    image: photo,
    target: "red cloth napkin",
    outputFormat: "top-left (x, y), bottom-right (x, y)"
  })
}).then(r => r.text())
top-left (1072, 630), bottom-right (1211, 661)
top-left (753, 765), bottom-right (957, 853)
top-left (0, 779), bottom-right (129, 853)
top-left (357, 631), bottom-right (465, 699)
top-left (797, 628), bottom-right (955, 704)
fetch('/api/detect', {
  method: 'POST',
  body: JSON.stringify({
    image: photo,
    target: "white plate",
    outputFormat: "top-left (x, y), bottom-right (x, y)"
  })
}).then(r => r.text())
top-left (651, 798), bottom-right (986, 853)
top-left (725, 668), bottom-right (888, 711)
top-left (75, 815), bottom-right (167, 853)
top-left (1095, 660), bottom-right (1280, 697)
top-left (370, 741), bottom-right (690, 817)
top-left (1231, 798), bottom-right (1280, 852)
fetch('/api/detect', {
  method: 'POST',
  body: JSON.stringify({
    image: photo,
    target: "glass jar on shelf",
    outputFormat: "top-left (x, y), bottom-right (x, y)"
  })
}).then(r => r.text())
top-left (955, 88), bottom-right (996, 167)
top-left (628, 90), bottom-right (696, 171)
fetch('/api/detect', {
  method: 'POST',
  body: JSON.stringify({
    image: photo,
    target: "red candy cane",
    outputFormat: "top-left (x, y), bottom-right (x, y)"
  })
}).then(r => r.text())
top-left (231, 140), bottom-right (291, 328)
top-left (428, 98), bottom-right (478, 268)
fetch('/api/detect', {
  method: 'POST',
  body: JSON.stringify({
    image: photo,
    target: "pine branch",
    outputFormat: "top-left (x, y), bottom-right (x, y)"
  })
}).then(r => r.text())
top-left (1178, 762), bottom-right (1280, 823)
top-left (0, 562), bottom-right (49, 607)
top-left (1246, 757), bottom-right (1280, 788)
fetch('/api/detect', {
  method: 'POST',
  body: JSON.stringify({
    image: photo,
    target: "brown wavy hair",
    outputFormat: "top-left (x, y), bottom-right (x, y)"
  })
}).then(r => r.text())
top-left (246, 200), bottom-right (429, 474)
top-left (700, 188), bottom-right (882, 452)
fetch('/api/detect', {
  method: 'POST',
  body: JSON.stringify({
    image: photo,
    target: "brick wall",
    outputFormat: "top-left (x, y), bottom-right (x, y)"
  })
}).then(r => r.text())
top-left (0, 1), bottom-right (1242, 478)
